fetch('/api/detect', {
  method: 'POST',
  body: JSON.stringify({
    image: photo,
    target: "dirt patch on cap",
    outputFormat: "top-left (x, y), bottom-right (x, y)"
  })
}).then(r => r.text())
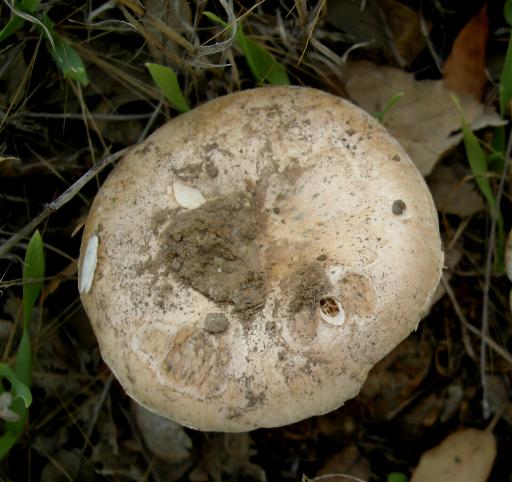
top-left (286, 263), bottom-right (332, 314)
top-left (149, 189), bottom-right (268, 325)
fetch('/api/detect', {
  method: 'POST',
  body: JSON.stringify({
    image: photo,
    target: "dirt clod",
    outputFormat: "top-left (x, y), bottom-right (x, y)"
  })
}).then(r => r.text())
top-left (151, 190), bottom-right (268, 325)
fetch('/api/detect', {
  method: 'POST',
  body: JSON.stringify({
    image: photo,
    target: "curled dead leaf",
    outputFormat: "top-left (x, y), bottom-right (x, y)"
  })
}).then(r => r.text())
top-left (344, 61), bottom-right (503, 176)
top-left (443, 5), bottom-right (488, 99)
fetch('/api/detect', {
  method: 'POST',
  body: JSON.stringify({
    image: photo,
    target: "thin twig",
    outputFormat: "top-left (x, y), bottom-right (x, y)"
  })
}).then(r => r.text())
top-left (20, 112), bottom-right (154, 121)
top-left (480, 131), bottom-right (512, 418)
top-left (297, 0), bottom-right (326, 66)
top-left (81, 375), bottom-right (113, 452)
top-left (0, 148), bottom-right (129, 258)
top-left (442, 276), bottom-right (512, 366)
top-left (137, 100), bottom-right (163, 144)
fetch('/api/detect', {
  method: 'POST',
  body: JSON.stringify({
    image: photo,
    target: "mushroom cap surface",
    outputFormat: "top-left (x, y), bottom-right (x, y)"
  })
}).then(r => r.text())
top-left (78, 86), bottom-right (443, 432)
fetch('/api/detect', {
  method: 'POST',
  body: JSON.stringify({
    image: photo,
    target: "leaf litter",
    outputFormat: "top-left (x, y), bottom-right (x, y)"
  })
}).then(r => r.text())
top-left (0, 1), bottom-right (512, 481)
top-left (344, 60), bottom-right (504, 176)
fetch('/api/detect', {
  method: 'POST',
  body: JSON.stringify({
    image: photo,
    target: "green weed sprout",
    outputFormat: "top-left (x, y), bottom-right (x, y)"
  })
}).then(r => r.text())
top-left (0, 230), bottom-right (44, 460)
top-left (0, 1), bottom-right (88, 86)
top-left (387, 472), bottom-right (408, 482)
top-left (204, 11), bottom-right (290, 85)
top-left (452, 95), bottom-right (505, 269)
top-left (376, 92), bottom-right (404, 123)
top-left (146, 63), bottom-right (191, 113)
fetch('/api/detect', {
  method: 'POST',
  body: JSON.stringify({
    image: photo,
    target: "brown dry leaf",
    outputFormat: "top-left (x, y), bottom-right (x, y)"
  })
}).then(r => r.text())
top-left (443, 4), bottom-right (488, 99)
top-left (428, 163), bottom-right (486, 216)
top-left (411, 429), bottom-right (496, 482)
top-left (344, 61), bottom-right (503, 176)
top-left (359, 337), bottom-right (432, 419)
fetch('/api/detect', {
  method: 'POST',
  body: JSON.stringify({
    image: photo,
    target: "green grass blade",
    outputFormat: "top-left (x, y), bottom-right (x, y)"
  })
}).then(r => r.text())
top-left (0, 16), bottom-right (25, 43)
top-left (14, 330), bottom-right (31, 387)
top-left (49, 34), bottom-right (89, 86)
top-left (20, 0), bottom-right (41, 11)
top-left (461, 123), bottom-right (495, 207)
top-left (146, 63), bottom-right (190, 113)
top-left (0, 364), bottom-right (32, 408)
top-left (376, 92), bottom-right (404, 123)
top-left (452, 96), bottom-right (496, 208)
top-left (5, 348), bottom-right (32, 436)
top-left (22, 230), bottom-right (44, 329)
top-left (41, 16), bottom-right (89, 86)
top-left (203, 11), bottom-right (225, 25)
top-left (204, 11), bottom-right (290, 85)
top-left (452, 95), bottom-right (505, 269)
top-left (237, 30), bottom-right (290, 85)
top-left (0, 432), bottom-right (19, 461)
top-left (387, 473), bottom-right (408, 482)
top-left (0, 363), bottom-right (33, 461)
top-left (505, 0), bottom-right (512, 26)
top-left (0, 0), bottom-right (41, 42)
top-left (0, 0), bottom-right (41, 43)
top-left (0, 232), bottom-right (42, 459)
top-left (501, 0), bottom-right (512, 115)
top-left (5, 386), bottom-right (29, 436)
top-left (490, 126), bottom-right (506, 171)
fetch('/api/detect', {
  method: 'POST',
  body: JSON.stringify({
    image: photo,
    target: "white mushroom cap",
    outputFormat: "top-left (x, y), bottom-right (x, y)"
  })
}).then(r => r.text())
top-left (78, 86), bottom-right (443, 432)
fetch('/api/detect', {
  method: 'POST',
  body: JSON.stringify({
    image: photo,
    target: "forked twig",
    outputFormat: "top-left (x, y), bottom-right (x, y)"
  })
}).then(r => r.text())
top-left (0, 148), bottom-right (129, 258)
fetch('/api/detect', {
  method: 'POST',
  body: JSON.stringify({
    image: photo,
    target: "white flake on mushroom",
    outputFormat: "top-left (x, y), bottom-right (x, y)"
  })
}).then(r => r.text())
top-left (79, 234), bottom-right (98, 294)
top-left (172, 181), bottom-right (206, 209)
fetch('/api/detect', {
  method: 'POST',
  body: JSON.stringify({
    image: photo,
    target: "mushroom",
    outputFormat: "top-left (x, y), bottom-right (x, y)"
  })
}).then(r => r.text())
top-left (78, 86), bottom-right (443, 432)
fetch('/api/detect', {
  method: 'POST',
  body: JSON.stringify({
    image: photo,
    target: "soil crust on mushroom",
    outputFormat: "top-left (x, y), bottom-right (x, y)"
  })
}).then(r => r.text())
top-left (145, 188), bottom-right (335, 327)
top-left (286, 263), bottom-right (332, 314)
top-left (148, 189), bottom-right (270, 325)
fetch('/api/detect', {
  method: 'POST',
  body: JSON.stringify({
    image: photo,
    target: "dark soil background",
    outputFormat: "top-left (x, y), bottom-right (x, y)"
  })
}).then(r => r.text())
top-left (0, 1), bottom-right (511, 481)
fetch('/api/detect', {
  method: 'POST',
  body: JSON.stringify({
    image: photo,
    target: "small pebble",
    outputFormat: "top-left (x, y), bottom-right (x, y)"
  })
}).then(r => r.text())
top-left (204, 313), bottom-right (229, 333)
top-left (392, 199), bottom-right (406, 215)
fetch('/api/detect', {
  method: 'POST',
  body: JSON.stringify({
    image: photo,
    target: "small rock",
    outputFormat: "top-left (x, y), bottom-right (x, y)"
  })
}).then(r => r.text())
top-left (204, 313), bottom-right (229, 333)
top-left (392, 199), bottom-right (406, 215)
